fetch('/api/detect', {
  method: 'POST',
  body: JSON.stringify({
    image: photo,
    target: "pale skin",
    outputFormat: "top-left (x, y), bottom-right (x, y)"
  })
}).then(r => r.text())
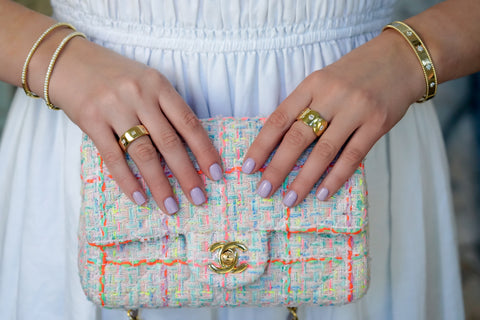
top-left (0, 0), bottom-right (479, 212)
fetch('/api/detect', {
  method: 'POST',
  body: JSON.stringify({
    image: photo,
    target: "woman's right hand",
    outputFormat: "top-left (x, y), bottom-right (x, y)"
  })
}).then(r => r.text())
top-left (41, 33), bottom-right (222, 214)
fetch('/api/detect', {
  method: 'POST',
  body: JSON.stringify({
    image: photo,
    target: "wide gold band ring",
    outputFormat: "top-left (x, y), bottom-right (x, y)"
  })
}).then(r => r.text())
top-left (296, 108), bottom-right (328, 137)
top-left (119, 125), bottom-right (150, 152)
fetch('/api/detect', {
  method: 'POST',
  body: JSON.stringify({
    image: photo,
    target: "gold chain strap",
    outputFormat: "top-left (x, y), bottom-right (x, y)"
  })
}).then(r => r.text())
top-left (127, 309), bottom-right (141, 320)
top-left (287, 307), bottom-right (299, 320)
top-left (126, 308), bottom-right (297, 319)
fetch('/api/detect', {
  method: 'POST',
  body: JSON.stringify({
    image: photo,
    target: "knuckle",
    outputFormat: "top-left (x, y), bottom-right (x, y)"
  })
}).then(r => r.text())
top-left (102, 150), bottom-right (124, 167)
top-left (314, 139), bottom-right (337, 160)
top-left (118, 77), bottom-right (143, 98)
top-left (158, 129), bottom-right (182, 149)
top-left (195, 141), bottom-right (217, 159)
top-left (305, 70), bottom-right (324, 88)
top-left (342, 147), bottom-right (365, 166)
top-left (144, 67), bottom-right (166, 84)
top-left (130, 140), bottom-right (158, 162)
top-left (112, 172), bottom-right (132, 189)
top-left (284, 126), bottom-right (309, 146)
top-left (181, 110), bottom-right (202, 131)
top-left (267, 110), bottom-right (290, 129)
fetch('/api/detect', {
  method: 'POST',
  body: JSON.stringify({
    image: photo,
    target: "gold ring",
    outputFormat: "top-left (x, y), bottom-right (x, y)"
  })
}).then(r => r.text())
top-left (296, 108), bottom-right (328, 137)
top-left (119, 125), bottom-right (150, 152)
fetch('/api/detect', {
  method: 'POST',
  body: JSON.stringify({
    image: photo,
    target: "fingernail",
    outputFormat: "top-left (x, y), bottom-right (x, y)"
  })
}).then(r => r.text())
top-left (242, 158), bottom-right (255, 174)
top-left (133, 191), bottom-right (146, 206)
top-left (190, 187), bottom-right (206, 205)
top-left (282, 190), bottom-right (298, 207)
top-left (209, 163), bottom-right (223, 181)
top-left (164, 197), bottom-right (179, 214)
top-left (316, 187), bottom-right (329, 201)
top-left (256, 180), bottom-right (272, 198)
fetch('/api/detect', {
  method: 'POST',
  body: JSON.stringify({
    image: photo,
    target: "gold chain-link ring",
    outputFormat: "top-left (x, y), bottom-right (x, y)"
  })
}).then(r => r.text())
top-left (119, 125), bottom-right (150, 152)
top-left (296, 108), bottom-right (328, 137)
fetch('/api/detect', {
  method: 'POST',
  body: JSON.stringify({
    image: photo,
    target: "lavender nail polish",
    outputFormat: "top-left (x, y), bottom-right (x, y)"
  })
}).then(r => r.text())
top-left (133, 191), bottom-right (146, 206)
top-left (316, 187), bottom-right (329, 201)
top-left (209, 163), bottom-right (223, 181)
top-left (256, 180), bottom-right (272, 198)
top-left (242, 158), bottom-right (256, 174)
top-left (190, 187), bottom-right (206, 205)
top-left (164, 197), bottom-right (179, 214)
top-left (283, 190), bottom-right (298, 207)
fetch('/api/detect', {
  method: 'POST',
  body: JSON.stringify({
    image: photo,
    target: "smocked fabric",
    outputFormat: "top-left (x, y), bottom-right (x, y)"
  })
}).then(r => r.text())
top-left (51, 0), bottom-right (394, 119)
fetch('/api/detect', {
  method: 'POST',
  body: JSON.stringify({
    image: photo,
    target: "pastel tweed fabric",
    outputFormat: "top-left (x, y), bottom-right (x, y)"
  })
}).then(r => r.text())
top-left (78, 118), bottom-right (369, 309)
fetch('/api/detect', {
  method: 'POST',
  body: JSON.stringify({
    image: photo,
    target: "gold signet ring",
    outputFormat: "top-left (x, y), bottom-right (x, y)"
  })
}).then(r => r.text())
top-left (296, 108), bottom-right (328, 137)
top-left (119, 125), bottom-right (150, 152)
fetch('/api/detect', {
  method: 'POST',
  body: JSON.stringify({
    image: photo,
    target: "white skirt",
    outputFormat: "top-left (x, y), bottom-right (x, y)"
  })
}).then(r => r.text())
top-left (0, 0), bottom-right (464, 319)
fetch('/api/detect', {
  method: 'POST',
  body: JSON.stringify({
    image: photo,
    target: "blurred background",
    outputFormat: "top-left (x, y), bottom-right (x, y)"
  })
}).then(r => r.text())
top-left (0, 0), bottom-right (479, 319)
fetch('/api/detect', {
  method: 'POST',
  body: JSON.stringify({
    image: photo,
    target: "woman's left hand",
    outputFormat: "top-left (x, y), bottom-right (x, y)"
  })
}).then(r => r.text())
top-left (242, 29), bottom-right (426, 207)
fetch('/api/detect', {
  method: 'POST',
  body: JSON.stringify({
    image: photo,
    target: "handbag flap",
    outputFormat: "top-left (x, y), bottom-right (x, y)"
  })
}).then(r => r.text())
top-left (80, 118), bottom-right (367, 245)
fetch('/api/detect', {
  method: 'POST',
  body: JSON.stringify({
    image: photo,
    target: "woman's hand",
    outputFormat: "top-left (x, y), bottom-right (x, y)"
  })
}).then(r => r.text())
top-left (242, 29), bottom-right (425, 207)
top-left (45, 35), bottom-right (223, 214)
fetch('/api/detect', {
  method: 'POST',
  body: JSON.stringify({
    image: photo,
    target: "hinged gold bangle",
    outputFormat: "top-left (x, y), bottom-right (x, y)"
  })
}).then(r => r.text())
top-left (383, 21), bottom-right (438, 103)
top-left (22, 22), bottom-right (76, 98)
top-left (43, 31), bottom-right (86, 110)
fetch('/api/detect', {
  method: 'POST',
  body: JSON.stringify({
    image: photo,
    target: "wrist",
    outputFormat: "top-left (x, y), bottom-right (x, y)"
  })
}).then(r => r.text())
top-left (382, 21), bottom-right (438, 103)
top-left (26, 27), bottom-right (75, 99)
top-left (377, 28), bottom-right (427, 104)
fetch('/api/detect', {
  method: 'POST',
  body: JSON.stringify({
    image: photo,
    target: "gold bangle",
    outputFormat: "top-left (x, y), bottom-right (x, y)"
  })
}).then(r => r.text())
top-left (22, 22), bottom-right (76, 98)
top-left (43, 31), bottom-right (86, 110)
top-left (383, 21), bottom-right (438, 103)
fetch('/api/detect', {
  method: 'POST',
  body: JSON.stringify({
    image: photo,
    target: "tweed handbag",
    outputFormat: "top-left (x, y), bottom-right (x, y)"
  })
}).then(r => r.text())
top-left (78, 117), bottom-right (369, 312)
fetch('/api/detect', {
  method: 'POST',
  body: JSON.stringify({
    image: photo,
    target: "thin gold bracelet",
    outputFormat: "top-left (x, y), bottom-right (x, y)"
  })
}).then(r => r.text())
top-left (383, 21), bottom-right (438, 103)
top-left (43, 31), bottom-right (86, 110)
top-left (22, 22), bottom-right (76, 98)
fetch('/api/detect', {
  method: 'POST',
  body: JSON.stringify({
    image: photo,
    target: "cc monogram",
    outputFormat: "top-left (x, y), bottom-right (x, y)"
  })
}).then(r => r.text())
top-left (208, 241), bottom-right (248, 274)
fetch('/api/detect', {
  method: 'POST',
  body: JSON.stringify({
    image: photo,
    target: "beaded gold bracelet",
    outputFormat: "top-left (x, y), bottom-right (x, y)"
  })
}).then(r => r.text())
top-left (383, 21), bottom-right (437, 103)
top-left (44, 31), bottom-right (86, 110)
top-left (22, 22), bottom-right (76, 98)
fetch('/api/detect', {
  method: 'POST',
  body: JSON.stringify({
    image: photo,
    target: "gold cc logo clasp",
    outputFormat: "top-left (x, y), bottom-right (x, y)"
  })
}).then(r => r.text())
top-left (208, 241), bottom-right (248, 274)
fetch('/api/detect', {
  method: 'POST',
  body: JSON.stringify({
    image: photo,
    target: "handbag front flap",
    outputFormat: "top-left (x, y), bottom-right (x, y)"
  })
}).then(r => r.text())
top-left (80, 117), bottom-right (367, 245)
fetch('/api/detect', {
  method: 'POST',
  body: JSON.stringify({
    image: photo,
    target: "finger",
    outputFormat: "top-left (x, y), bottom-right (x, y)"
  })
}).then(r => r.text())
top-left (282, 115), bottom-right (359, 206)
top-left (313, 125), bottom-right (377, 201)
top-left (241, 87), bottom-right (313, 174)
top-left (115, 118), bottom-right (180, 214)
top-left (137, 113), bottom-right (208, 207)
top-left (154, 84), bottom-right (223, 182)
top-left (125, 133), bottom-right (180, 214)
top-left (255, 119), bottom-right (317, 198)
top-left (89, 127), bottom-right (150, 208)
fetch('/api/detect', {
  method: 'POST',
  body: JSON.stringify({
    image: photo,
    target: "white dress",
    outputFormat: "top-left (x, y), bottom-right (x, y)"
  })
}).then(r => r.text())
top-left (0, 0), bottom-right (464, 319)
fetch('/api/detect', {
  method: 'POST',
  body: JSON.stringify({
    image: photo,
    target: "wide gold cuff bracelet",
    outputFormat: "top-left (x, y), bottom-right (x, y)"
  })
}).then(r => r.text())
top-left (383, 21), bottom-right (438, 103)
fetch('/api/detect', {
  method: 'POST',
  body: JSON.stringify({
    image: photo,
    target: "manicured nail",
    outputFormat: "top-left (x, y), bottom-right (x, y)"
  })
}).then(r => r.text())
top-left (282, 190), bottom-right (298, 207)
top-left (242, 158), bottom-right (255, 174)
top-left (256, 180), bottom-right (272, 198)
top-left (190, 187), bottom-right (206, 205)
top-left (316, 187), bottom-right (329, 201)
top-left (133, 191), bottom-right (146, 205)
top-left (164, 197), bottom-right (179, 214)
top-left (209, 163), bottom-right (223, 181)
